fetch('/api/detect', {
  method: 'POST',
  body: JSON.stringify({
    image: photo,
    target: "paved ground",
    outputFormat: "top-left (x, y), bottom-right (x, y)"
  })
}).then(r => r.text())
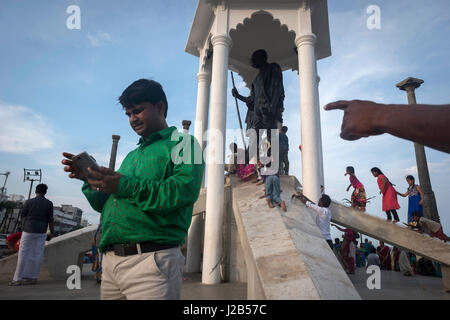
top-left (349, 267), bottom-right (450, 300)
top-left (1, 264), bottom-right (449, 300)
top-left (0, 264), bottom-right (247, 300)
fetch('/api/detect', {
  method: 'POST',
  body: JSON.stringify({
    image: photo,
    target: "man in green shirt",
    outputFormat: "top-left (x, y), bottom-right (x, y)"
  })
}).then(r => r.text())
top-left (62, 79), bottom-right (204, 299)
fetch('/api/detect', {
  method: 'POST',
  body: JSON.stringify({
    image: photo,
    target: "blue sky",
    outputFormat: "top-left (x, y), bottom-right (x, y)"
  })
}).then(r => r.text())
top-left (0, 0), bottom-right (449, 243)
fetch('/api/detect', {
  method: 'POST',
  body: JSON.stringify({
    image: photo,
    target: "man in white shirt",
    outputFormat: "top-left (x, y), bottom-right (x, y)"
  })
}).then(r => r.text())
top-left (292, 192), bottom-right (333, 249)
top-left (366, 246), bottom-right (381, 268)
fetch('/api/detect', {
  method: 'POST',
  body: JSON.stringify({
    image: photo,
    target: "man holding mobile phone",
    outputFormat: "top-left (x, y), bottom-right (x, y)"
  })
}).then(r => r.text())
top-left (62, 79), bottom-right (204, 300)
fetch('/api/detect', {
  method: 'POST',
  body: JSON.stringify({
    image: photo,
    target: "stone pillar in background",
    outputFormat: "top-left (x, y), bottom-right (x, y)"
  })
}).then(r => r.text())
top-left (182, 120), bottom-right (192, 134)
top-left (109, 135), bottom-right (120, 171)
top-left (396, 77), bottom-right (440, 223)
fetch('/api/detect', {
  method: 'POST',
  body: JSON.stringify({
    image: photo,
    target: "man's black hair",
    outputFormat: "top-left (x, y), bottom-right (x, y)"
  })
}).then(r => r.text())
top-left (36, 184), bottom-right (48, 195)
top-left (370, 246), bottom-right (376, 254)
top-left (320, 194), bottom-right (331, 208)
top-left (119, 79), bottom-right (168, 118)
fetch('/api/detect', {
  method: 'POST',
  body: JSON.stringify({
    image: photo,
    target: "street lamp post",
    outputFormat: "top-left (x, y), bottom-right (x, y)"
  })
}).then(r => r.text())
top-left (24, 169), bottom-right (42, 200)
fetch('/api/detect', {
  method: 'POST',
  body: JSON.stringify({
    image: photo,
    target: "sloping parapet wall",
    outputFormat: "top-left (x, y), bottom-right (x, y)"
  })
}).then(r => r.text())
top-left (230, 176), bottom-right (361, 300)
top-left (330, 202), bottom-right (450, 266)
top-left (0, 224), bottom-right (98, 282)
top-left (44, 224), bottom-right (99, 278)
top-left (329, 201), bottom-right (450, 292)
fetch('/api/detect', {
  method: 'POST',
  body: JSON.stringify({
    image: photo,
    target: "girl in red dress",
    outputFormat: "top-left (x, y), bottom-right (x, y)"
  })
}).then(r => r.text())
top-left (371, 167), bottom-right (400, 222)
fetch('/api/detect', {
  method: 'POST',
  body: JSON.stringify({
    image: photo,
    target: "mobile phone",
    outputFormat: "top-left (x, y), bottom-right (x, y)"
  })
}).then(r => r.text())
top-left (71, 152), bottom-right (100, 179)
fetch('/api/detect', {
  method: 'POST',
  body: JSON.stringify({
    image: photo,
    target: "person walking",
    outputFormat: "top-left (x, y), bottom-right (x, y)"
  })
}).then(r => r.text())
top-left (397, 175), bottom-right (424, 222)
top-left (9, 184), bottom-right (54, 286)
top-left (371, 167), bottom-right (400, 222)
top-left (345, 166), bottom-right (367, 211)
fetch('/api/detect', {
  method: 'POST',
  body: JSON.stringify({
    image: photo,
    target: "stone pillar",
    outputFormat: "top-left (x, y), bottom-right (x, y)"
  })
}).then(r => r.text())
top-left (295, 33), bottom-right (323, 203)
top-left (109, 135), bottom-right (120, 171)
top-left (202, 34), bottom-right (231, 284)
top-left (186, 68), bottom-right (211, 273)
top-left (396, 77), bottom-right (440, 223)
top-left (316, 74), bottom-right (325, 188)
top-left (182, 120), bottom-right (191, 134)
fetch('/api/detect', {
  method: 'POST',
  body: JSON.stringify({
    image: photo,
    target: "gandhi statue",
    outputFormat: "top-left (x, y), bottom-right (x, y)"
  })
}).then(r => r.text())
top-left (232, 49), bottom-right (285, 164)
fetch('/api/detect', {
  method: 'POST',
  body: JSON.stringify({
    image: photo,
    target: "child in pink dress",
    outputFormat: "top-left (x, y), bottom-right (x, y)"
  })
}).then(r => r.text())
top-left (345, 166), bottom-right (367, 211)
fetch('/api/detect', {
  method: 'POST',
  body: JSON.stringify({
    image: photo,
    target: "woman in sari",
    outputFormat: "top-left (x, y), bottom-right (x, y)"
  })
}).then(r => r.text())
top-left (371, 167), bottom-right (400, 222)
top-left (332, 224), bottom-right (354, 273)
top-left (377, 241), bottom-right (391, 270)
top-left (391, 246), bottom-right (401, 271)
top-left (399, 250), bottom-right (413, 276)
top-left (397, 175), bottom-right (424, 222)
top-left (345, 166), bottom-right (367, 211)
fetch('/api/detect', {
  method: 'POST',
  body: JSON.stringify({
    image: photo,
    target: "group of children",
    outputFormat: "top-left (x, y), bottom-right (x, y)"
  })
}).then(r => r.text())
top-left (344, 166), bottom-right (449, 241)
top-left (225, 138), bottom-right (449, 267)
top-left (225, 127), bottom-right (290, 212)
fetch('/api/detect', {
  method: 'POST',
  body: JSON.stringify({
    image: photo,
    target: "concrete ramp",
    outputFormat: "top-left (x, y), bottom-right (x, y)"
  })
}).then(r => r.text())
top-left (329, 202), bottom-right (450, 267)
top-left (329, 200), bottom-right (450, 291)
top-left (230, 176), bottom-right (360, 300)
top-left (0, 224), bottom-right (98, 282)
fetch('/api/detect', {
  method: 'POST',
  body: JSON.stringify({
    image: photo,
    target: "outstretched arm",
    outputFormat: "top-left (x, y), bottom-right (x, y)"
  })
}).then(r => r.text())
top-left (324, 101), bottom-right (450, 153)
top-left (397, 190), bottom-right (408, 197)
top-left (291, 192), bottom-right (312, 205)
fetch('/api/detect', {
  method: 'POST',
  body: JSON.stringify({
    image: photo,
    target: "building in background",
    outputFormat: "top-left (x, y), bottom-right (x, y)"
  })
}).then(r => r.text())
top-left (0, 194), bottom-right (25, 234)
top-left (53, 205), bottom-right (84, 235)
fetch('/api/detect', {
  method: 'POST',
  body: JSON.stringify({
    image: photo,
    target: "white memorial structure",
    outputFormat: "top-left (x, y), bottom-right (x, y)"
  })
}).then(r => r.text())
top-left (185, 0), bottom-right (331, 284)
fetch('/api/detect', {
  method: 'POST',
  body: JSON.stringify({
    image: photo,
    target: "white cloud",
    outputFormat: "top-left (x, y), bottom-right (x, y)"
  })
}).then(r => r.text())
top-left (87, 31), bottom-right (113, 47)
top-left (402, 158), bottom-right (450, 176)
top-left (0, 101), bottom-right (55, 154)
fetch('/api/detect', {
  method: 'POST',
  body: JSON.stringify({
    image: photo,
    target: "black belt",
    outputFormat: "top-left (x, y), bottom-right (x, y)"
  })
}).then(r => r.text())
top-left (104, 241), bottom-right (178, 257)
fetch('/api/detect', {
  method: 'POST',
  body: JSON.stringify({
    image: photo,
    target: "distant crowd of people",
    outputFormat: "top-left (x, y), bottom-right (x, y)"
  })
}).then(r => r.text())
top-left (331, 233), bottom-right (443, 278)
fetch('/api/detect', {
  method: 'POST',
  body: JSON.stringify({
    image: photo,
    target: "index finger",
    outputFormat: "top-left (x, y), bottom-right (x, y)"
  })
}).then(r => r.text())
top-left (323, 100), bottom-right (350, 111)
top-left (62, 152), bottom-right (75, 159)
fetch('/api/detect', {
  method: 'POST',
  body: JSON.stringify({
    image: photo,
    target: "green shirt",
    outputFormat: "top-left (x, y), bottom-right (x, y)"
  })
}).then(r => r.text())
top-left (82, 126), bottom-right (204, 252)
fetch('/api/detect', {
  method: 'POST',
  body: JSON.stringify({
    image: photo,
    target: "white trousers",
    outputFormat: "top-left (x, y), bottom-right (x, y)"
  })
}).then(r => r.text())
top-left (101, 246), bottom-right (185, 300)
top-left (13, 232), bottom-right (47, 281)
